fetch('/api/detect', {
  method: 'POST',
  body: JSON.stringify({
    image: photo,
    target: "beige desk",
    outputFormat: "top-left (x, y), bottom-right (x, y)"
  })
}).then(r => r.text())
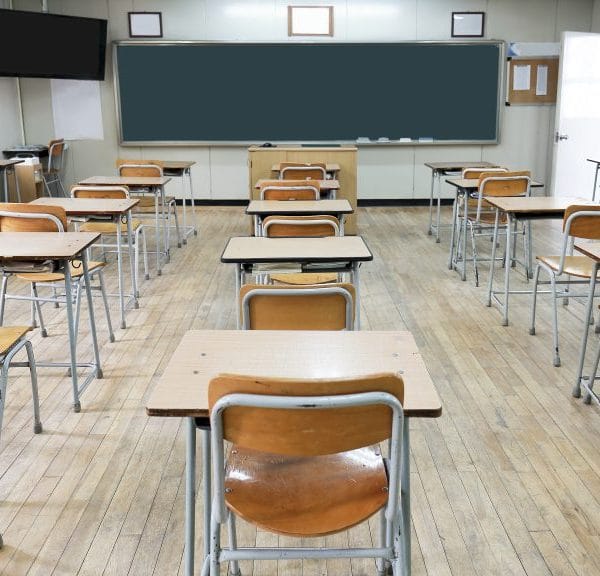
top-left (0, 232), bottom-right (101, 411)
top-left (78, 176), bottom-right (171, 275)
top-left (161, 160), bottom-right (198, 242)
top-left (445, 177), bottom-right (545, 280)
top-left (0, 158), bottom-right (24, 202)
top-left (146, 329), bottom-right (442, 576)
top-left (221, 235), bottom-right (372, 327)
top-left (424, 161), bottom-right (498, 242)
top-left (246, 199), bottom-right (353, 236)
top-left (31, 197), bottom-right (140, 329)
top-left (484, 196), bottom-right (595, 326)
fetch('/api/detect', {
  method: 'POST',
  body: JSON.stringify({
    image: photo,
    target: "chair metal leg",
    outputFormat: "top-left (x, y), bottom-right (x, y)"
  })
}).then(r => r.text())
top-left (209, 514), bottom-right (221, 576)
top-left (529, 264), bottom-right (541, 336)
top-left (550, 273), bottom-right (561, 367)
top-left (24, 340), bottom-right (43, 434)
top-left (31, 284), bottom-right (48, 337)
top-left (81, 256), bottom-right (104, 380)
top-left (142, 227), bottom-right (149, 281)
top-left (97, 271), bottom-right (115, 343)
top-left (171, 201), bottom-right (182, 248)
top-left (0, 275), bottom-right (7, 325)
top-left (574, 266), bottom-right (598, 397)
top-left (227, 513), bottom-right (241, 576)
top-left (469, 221), bottom-right (479, 287)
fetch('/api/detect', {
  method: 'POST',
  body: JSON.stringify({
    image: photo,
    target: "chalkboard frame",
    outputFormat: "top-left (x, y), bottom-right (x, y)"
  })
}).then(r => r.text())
top-left (113, 40), bottom-right (505, 146)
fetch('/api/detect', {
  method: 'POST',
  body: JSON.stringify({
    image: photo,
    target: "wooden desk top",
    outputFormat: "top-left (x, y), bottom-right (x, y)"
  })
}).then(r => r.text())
top-left (271, 163), bottom-right (340, 173)
top-left (485, 196), bottom-right (595, 215)
top-left (0, 232), bottom-right (99, 260)
top-left (146, 330), bottom-right (442, 419)
top-left (446, 177), bottom-right (544, 189)
top-left (246, 199), bottom-right (353, 216)
top-left (161, 160), bottom-right (196, 170)
top-left (0, 159), bottom-right (25, 169)
top-left (221, 236), bottom-right (373, 263)
top-left (79, 176), bottom-right (171, 187)
top-left (255, 179), bottom-right (339, 191)
top-left (424, 161), bottom-right (497, 172)
top-left (31, 197), bottom-right (139, 216)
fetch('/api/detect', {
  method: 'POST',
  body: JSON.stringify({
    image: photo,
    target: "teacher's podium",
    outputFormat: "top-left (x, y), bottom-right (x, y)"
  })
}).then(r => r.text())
top-left (248, 146), bottom-right (357, 234)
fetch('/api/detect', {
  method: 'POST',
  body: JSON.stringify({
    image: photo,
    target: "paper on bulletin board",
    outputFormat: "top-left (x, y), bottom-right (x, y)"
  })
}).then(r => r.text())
top-left (513, 65), bottom-right (531, 91)
top-left (51, 79), bottom-right (104, 140)
top-left (536, 65), bottom-right (548, 96)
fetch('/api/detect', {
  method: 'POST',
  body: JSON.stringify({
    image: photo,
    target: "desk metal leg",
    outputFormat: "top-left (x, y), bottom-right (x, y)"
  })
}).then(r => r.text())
top-left (160, 185), bottom-right (170, 263)
top-left (353, 262), bottom-right (361, 329)
top-left (427, 170), bottom-right (435, 236)
top-left (435, 173), bottom-right (442, 243)
top-left (487, 209), bottom-right (501, 307)
top-left (154, 190), bottom-right (162, 276)
top-left (185, 417), bottom-right (196, 576)
top-left (501, 213), bottom-right (513, 326)
top-left (63, 261), bottom-right (81, 412)
top-left (202, 428), bottom-right (211, 560)
top-left (235, 264), bottom-right (241, 329)
top-left (448, 189), bottom-right (459, 270)
top-left (594, 165), bottom-right (600, 202)
top-left (461, 194), bottom-right (468, 281)
top-left (126, 211), bottom-right (139, 306)
top-left (339, 214), bottom-right (345, 236)
top-left (115, 217), bottom-right (126, 329)
top-left (401, 418), bottom-right (411, 575)
top-left (573, 263), bottom-right (598, 398)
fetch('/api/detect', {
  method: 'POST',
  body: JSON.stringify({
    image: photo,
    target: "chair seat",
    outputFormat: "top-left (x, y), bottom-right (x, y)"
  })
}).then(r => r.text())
top-left (224, 446), bottom-right (388, 537)
top-left (0, 326), bottom-right (30, 355)
top-left (270, 272), bottom-right (338, 285)
top-left (16, 261), bottom-right (106, 283)
top-left (79, 219), bottom-right (144, 234)
top-left (537, 255), bottom-right (598, 278)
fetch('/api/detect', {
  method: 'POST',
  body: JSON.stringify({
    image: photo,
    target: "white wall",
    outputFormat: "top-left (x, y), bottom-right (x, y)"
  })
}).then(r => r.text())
top-left (10, 0), bottom-right (596, 200)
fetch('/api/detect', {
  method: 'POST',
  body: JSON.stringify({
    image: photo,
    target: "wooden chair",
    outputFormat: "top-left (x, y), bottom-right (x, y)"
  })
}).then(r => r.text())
top-left (458, 171), bottom-right (531, 286)
top-left (0, 203), bottom-right (114, 343)
top-left (43, 138), bottom-right (67, 197)
top-left (240, 283), bottom-right (355, 330)
top-left (0, 326), bottom-right (43, 548)
top-left (530, 205), bottom-right (600, 367)
top-left (116, 160), bottom-right (182, 250)
top-left (279, 162), bottom-right (327, 181)
top-left (262, 215), bottom-right (340, 285)
top-left (207, 372), bottom-right (406, 575)
top-left (259, 179), bottom-right (320, 201)
top-left (71, 185), bottom-right (149, 293)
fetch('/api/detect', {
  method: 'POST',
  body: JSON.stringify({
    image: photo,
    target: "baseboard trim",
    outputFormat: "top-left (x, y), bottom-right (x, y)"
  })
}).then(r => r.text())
top-left (175, 199), bottom-right (453, 207)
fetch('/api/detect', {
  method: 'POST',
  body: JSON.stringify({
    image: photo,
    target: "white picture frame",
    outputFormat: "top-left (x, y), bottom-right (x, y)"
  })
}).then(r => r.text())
top-left (128, 12), bottom-right (163, 38)
top-left (451, 12), bottom-right (485, 38)
top-left (288, 6), bottom-right (333, 37)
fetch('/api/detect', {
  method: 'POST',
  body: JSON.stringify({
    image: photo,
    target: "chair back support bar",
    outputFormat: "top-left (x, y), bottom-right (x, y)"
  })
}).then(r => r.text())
top-left (0, 204), bottom-right (67, 232)
top-left (209, 373), bottom-right (404, 456)
top-left (263, 215), bottom-right (339, 237)
top-left (279, 162), bottom-right (327, 181)
top-left (117, 163), bottom-right (163, 178)
top-left (462, 167), bottom-right (507, 179)
top-left (260, 179), bottom-right (320, 200)
top-left (72, 185), bottom-right (130, 199)
top-left (479, 171), bottom-right (531, 197)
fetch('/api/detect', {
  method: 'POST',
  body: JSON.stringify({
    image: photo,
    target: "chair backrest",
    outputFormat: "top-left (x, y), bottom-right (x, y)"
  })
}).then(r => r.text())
top-left (0, 203), bottom-right (66, 232)
top-left (117, 161), bottom-right (163, 178)
top-left (47, 138), bottom-right (65, 173)
top-left (208, 372), bottom-right (404, 456)
top-left (280, 162), bottom-right (327, 181)
top-left (478, 171), bottom-right (531, 198)
top-left (240, 283), bottom-right (355, 330)
top-left (263, 215), bottom-right (339, 237)
top-left (462, 167), bottom-right (508, 179)
top-left (563, 204), bottom-right (600, 240)
top-left (260, 179), bottom-right (320, 200)
top-left (71, 185), bottom-right (130, 199)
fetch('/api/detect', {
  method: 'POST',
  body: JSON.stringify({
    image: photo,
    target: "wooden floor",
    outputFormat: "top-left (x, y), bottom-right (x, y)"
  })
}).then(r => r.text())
top-left (1, 206), bottom-right (600, 575)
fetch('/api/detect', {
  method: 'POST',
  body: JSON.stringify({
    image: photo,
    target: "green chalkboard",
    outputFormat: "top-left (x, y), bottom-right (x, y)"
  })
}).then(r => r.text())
top-left (114, 41), bottom-right (502, 144)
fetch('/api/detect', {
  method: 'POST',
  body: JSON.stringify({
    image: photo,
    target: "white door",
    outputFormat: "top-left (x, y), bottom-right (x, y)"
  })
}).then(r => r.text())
top-left (552, 32), bottom-right (600, 199)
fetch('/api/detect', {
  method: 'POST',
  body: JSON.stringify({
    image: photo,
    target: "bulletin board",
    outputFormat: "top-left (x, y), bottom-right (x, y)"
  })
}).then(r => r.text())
top-left (506, 57), bottom-right (559, 105)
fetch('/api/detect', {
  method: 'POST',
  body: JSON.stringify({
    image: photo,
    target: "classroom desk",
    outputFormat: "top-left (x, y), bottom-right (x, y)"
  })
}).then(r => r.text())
top-left (572, 241), bottom-right (600, 405)
top-left (271, 162), bottom-right (340, 178)
top-left (3, 145), bottom-right (49, 160)
top-left (78, 175), bottom-right (171, 275)
top-left (31, 197), bottom-right (140, 329)
top-left (445, 177), bottom-right (544, 280)
top-left (485, 196), bottom-right (593, 326)
top-left (424, 161), bottom-right (498, 242)
top-left (0, 158), bottom-right (24, 202)
top-left (246, 199), bottom-right (353, 236)
top-left (0, 232), bottom-right (101, 411)
top-left (161, 160), bottom-right (198, 242)
top-left (221, 235), bottom-right (372, 328)
top-left (146, 329), bottom-right (442, 576)
top-left (254, 178), bottom-right (339, 199)
top-left (587, 158), bottom-right (600, 201)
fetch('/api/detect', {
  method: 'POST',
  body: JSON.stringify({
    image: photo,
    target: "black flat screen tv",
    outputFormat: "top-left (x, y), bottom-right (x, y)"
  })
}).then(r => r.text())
top-left (0, 9), bottom-right (107, 80)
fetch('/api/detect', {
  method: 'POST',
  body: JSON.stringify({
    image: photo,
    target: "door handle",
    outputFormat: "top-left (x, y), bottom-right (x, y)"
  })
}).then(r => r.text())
top-left (555, 132), bottom-right (569, 142)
